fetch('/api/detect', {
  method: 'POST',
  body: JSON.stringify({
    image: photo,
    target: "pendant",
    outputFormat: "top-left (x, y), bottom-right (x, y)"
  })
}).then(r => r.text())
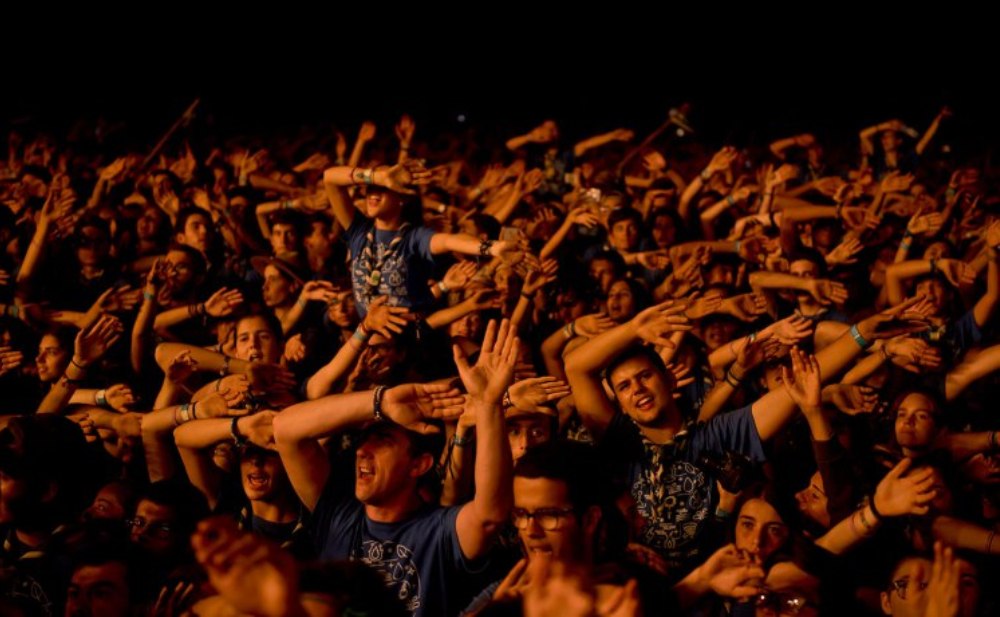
top-left (368, 270), bottom-right (381, 286)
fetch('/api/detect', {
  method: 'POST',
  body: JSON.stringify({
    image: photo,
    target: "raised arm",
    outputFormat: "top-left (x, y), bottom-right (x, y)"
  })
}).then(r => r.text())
top-left (564, 302), bottom-right (690, 441)
top-left (454, 319), bottom-right (518, 560)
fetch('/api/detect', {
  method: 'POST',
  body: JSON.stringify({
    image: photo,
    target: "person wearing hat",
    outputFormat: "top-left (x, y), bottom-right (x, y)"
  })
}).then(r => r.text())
top-left (274, 319), bottom-right (518, 617)
top-left (250, 251), bottom-right (337, 335)
top-left (322, 159), bottom-right (525, 320)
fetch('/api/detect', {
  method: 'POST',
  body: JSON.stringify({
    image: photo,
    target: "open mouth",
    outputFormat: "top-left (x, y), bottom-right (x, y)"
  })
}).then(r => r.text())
top-left (247, 352), bottom-right (263, 362)
top-left (634, 395), bottom-right (655, 411)
top-left (357, 463), bottom-right (375, 480)
top-left (247, 473), bottom-right (270, 489)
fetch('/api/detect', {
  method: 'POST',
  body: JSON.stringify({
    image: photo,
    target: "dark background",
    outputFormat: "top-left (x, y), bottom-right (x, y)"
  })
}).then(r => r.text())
top-left (3, 21), bottom-right (996, 157)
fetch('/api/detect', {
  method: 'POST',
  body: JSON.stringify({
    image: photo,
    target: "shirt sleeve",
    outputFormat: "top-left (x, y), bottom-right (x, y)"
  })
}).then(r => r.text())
top-left (409, 226), bottom-right (436, 261)
top-left (690, 406), bottom-right (766, 462)
top-left (952, 309), bottom-right (983, 354)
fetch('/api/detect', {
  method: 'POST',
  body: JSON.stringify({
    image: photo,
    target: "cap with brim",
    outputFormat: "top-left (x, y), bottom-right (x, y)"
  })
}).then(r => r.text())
top-left (250, 251), bottom-right (309, 286)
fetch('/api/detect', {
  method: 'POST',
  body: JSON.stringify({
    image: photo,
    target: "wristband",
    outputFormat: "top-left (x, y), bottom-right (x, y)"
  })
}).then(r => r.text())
top-left (5, 304), bottom-right (18, 319)
top-left (437, 280), bottom-right (450, 293)
top-left (700, 169), bottom-right (711, 182)
top-left (70, 357), bottom-right (89, 371)
top-left (479, 240), bottom-right (495, 258)
top-left (95, 389), bottom-right (107, 406)
top-left (867, 492), bottom-right (883, 521)
top-left (373, 385), bottom-right (387, 422)
top-left (231, 417), bottom-right (248, 447)
top-left (353, 324), bottom-right (372, 343)
top-left (726, 195), bottom-right (736, 208)
top-left (452, 432), bottom-right (473, 447)
top-left (849, 324), bottom-right (871, 350)
top-left (502, 390), bottom-right (514, 409)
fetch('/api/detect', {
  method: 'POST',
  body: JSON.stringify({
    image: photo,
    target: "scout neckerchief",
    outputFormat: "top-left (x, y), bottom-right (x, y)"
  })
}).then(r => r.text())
top-left (359, 222), bottom-right (411, 305)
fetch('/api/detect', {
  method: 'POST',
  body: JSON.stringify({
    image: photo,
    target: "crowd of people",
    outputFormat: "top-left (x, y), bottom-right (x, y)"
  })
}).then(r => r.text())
top-left (0, 103), bottom-right (997, 617)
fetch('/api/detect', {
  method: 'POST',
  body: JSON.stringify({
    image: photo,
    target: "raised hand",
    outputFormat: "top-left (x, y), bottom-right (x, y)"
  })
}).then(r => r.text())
top-left (166, 350), bottom-right (197, 384)
top-left (198, 393), bottom-right (249, 420)
top-left (363, 296), bottom-right (411, 338)
top-left (907, 207), bottom-right (945, 237)
top-left (442, 261), bottom-right (479, 292)
top-left (283, 334), bottom-right (307, 364)
top-left (521, 259), bottom-right (559, 296)
top-left (721, 292), bottom-right (768, 321)
top-left (780, 347), bottom-right (822, 413)
top-left (873, 458), bottom-right (937, 517)
top-left (825, 236), bottom-right (864, 267)
top-left (395, 114), bottom-right (416, 145)
top-left (508, 376), bottom-right (571, 414)
top-left (381, 159), bottom-right (432, 194)
top-left (244, 362), bottom-right (297, 392)
top-left (706, 146), bottom-right (738, 175)
top-left (297, 281), bottom-right (337, 305)
top-left (453, 319), bottom-right (519, 405)
top-left (695, 544), bottom-right (766, 599)
top-left (74, 315), bottom-right (123, 367)
top-left (573, 313), bottom-right (617, 338)
top-left (924, 542), bottom-right (961, 617)
top-left (632, 300), bottom-right (692, 347)
top-left (880, 171), bottom-right (915, 194)
top-left (823, 383), bottom-right (879, 416)
top-left (357, 121), bottom-right (376, 143)
top-left (381, 383), bottom-right (466, 434)
top-left (240, 410), bottom-right (278, 448)
top-left (806, 278), bottom-right (849, 305)
top-left (683, 290), bottom-right (724, 320)
top-left (191, 516), bottom-right (299, 617)
top-left (937, 259), bottom-right (976, 289)
top-left (104, 383), bottom-right (136, 412)
top-left (204, 287), bottom-right (245, 318)
top-left (857, 295), bottom-right (933, 342)
top-left (885, 337), bottom-right (943, 373)
top-left (0, 346), bottom-right (24, 377)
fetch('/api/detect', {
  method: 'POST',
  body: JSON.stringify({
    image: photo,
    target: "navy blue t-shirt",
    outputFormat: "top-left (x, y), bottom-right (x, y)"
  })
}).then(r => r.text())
top-left (599, 406), bottom-right (765, 567)
top-left (310, 478), bottom-right (488, 617)
top-left (344, 215), bottom-right (437, 318)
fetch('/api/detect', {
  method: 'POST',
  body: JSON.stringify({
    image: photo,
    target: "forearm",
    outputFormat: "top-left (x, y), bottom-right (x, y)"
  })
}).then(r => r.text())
top-left (248, 174), bottom-right (300, 195)
top-left (425, 299), bottom-right (476, 330)
top-left (937, 431), bottom-right (995, 462)
top-left (273, 389), bottom-right (375, 445)
top-left (884, 260), bottom-right (932, 306)
top-left (748, 271), bottom-right (812, 293)
top-left (347, 136), bottom-right (369, 168)
top-left (540, 219), bottom-right (573, 260)
top-left (155, 342), bottom-right (248, 376)
top-left (255, 201), bottom-right (282, 240)
top-left (815, 503), bottom-right (881, 554)
top-left (429, 232), bottom-right (485, 256)
top-left (946, 343), bottom-right (1000, 401)
top-left (573, 131), bottom-right (619, 158)
top-left (280, 302), bottom-right (306, 334)
top-left (469, 399), bottom-right (512, 525)
top-left (16, 220), bottom-right (50, 285)
top-left (439, 431), bottom-right (475, 507)
top-left (153, 304), bottom-right (204, 334)
top-left (841, 352), bottom-right (886, 384)
top-left (305, 338), bottom-right (365, 400)
top-left (38, 359), bottom-right (89, 414)
top-left (505, 133), bottom-right (534, 151)
top-left (131, 295), bottom-right (158, 374)
top-left (174, 416), bottom-right (239, 450)
top-left (540, 327), bottom-right (573, 381)
top-left (698, 377), bottom-right (739, 423)
top-left (322, 166), bottom-right (361, 229)
top-left (931, 516), bottom-right (1000, 555)
top-left (973, 256), bottom-right (999, 327)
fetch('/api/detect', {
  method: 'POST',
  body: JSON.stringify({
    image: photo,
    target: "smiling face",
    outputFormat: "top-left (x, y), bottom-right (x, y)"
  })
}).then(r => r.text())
top-left (240, 447), bottom-right (290, 503)
top-left (364, 186), bottom-right (404, 220)
top-left (354, 424), bottom-right (429, 507)
top-left (608, 355), bottom-right (676, 428)
top-left (795, 471), bottom-right (830, 529)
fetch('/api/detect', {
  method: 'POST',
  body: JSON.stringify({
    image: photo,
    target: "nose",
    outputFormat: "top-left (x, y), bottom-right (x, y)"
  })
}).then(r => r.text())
top-left (511, 434), bottom-right (529, 460)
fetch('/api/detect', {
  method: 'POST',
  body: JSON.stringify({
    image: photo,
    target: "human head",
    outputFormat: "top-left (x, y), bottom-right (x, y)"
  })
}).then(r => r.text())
top-left (604, 345), bottom-right (677, 428)
top-left (353, 422), bottom-right (442, 508)
top-left (65, 550), bottom-right (132, 617)
top-left (240, 444), bottom-right (293, 504)
top-left (880, 553), bottom-right (980, 617)
top-left (606, 207), bottom-right (642, 252)
top-left (512, 442), bottom-right (607, 564)
top-left (35, 327), bottom-right (75, 383)
top-left (892, 389), bottom-right (944, 455)
top-left (234, 313), bottom-right (284, 365)
top-left (174, 207), bottom-right (214, 255)
top-left (128, 480), bottom-right (207, 559)
top-left (268, 210), bottom-right (305, 256)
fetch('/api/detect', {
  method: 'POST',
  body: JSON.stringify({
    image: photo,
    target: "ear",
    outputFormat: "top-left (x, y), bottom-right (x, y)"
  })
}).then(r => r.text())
top-left (880, 591), bottom-right (892, 616)
top-left (175, 232), bottom-right (186, 244)
top-left (409, 453), bottom-right (435, 479)
top-left (581, 505), bottom-right (602, 537)
top-left (40, 479), bottom-right (59, 505)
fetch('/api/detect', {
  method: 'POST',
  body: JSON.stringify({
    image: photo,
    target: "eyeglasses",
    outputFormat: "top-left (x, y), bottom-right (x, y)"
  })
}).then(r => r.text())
top-left (754, 589), bottom-right (814, 615)
top-left (511, 507), bottom-right (576, 531)
top-left (890, 577), bottom-right (929, 600)
top-left (126, 517), bottom-right (173, 539)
